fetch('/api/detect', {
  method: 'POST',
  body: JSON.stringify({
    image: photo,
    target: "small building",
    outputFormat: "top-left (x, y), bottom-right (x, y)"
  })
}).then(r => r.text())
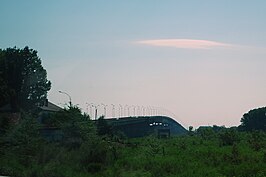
top-left (38, 99), bottom-right (62, 124)
top-left (38, 99), bottom-right (63, 141)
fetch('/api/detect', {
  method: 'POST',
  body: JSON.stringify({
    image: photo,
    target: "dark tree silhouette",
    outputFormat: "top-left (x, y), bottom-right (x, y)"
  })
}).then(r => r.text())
top-left (240, 107), bottom-right (266, 131)
top-left (0, 46), bottom-right (51, 111)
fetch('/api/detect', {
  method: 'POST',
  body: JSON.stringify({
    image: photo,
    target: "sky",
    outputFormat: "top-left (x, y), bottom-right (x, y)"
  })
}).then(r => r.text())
top-left (1, 0), bottom-right (266, 128)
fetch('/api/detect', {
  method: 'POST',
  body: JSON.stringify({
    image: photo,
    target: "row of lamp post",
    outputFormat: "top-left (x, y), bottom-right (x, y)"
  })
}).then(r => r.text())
top-left (58, 90), bottom-right (174, 120)
top-left (85, 103), bottom-right (170, 119)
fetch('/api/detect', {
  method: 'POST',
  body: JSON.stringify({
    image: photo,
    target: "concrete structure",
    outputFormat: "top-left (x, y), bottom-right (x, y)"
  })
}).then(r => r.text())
top-left (105, 116), bottom-right (187, 138)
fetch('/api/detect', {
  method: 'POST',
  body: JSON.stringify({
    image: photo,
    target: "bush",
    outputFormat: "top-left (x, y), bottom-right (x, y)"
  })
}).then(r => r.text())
top-left (219, 129), bottom-right (239, 146)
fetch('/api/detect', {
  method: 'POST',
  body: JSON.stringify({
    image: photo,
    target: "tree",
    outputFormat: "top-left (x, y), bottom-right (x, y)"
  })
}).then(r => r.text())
top-left (188, 126), bottom-right (194, 136)
top-left (0, 46), bottom-right (51, 112)
top-left (240, 107), bottom-right (266, 131)
top-left (0, 50), bottom-right (10, 107)
top-left (219, 128), bottom-right (239, 146)
top-left (52, 106), bottom-right (97, 148)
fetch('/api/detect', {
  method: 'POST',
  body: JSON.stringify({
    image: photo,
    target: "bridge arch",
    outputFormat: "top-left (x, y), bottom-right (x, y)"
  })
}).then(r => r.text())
top-left (105, 116), bottom-right (187, 138)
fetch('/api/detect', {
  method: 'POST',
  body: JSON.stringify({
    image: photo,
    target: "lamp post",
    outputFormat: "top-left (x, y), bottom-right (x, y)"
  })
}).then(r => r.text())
top-left (89, 103), bottom-right (94, 118)
top-left (137, 106), bottom-right (140, 117)
top-left (86, 102), bottom-right (89, 114)
top-left (86, 103), bottom-right (94, 118)
top-left (154, 107), bottom-right (158, 116)
top-left (101, 103), bottom-right (108, 117)
top-left (127, 105), bottom-right (130, 117)
top-left (94, 104), bottom-right (100, 120)
top-left (111, 104), bottom-right (115, 118)
top-left (119, 104), bottom-right (123, 117)
top-left (124, 105), bottom-right (128, 117)
top-left (142, 106), bottom-right (145, 116)
top-left (59, 91), bottom-right (72, 107)
top-left (132, 105), bottom-right (136, 117)
top-left (150, 106), bottom-right (153, 116)
top-left (146, 106), bottom-right (150, 116)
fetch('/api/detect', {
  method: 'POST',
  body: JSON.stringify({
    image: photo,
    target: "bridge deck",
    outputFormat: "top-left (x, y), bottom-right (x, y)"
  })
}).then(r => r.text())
top-left (104, 116), bottom-right (187, 138)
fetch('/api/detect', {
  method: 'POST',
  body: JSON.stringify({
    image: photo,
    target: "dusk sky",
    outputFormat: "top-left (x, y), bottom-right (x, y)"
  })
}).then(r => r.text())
top-left (1, 0), bottom-right (266, 128)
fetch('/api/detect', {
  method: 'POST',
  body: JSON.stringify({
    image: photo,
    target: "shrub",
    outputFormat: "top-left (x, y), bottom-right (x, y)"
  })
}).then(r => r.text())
top-left (219, 129), bottom-right (239, 146)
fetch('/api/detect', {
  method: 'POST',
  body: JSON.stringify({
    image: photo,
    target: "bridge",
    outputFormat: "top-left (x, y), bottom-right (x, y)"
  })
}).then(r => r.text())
top-left (86, 103), bottom-right (188, 137)
top-left (38, 101), bottom-right (187, 140)
top-left (104, 116), bottom-right (187, 138)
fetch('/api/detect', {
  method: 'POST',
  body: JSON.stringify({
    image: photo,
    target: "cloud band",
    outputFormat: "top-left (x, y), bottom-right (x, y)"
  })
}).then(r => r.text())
top-left (137, 39), bottom-right (233, 49)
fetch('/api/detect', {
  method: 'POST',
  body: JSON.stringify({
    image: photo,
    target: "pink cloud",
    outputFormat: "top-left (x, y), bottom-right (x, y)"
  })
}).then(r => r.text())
top-left (137, 39), bottom-right (233, 49)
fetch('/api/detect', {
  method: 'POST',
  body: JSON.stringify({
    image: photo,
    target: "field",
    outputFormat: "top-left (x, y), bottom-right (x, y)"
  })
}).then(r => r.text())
top-left (1, 122), bottom-right (266, 177)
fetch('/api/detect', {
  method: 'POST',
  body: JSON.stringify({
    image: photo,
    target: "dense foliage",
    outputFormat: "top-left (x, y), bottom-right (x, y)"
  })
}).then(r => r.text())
top-left (0, 107), bottom-right (119, 177)
top-left (0, 46), bottom-right (51, 111)
top-left (240, 107), bottom-right (266, 131)
top-left (1, 111), bottom-right (266, 177)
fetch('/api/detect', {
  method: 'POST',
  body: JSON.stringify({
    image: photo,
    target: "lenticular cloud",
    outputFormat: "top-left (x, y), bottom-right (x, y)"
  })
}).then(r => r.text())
top-left (137, 39), bottom-right (233, 49)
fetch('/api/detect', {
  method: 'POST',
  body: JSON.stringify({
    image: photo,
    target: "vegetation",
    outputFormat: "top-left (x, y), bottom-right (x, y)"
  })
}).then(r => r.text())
top-left (240, 107), bottom-right (266, 131)
top-left (0, 46), bottom-right (51, 112)
top-left (1, 113), bottom-right (266, 177)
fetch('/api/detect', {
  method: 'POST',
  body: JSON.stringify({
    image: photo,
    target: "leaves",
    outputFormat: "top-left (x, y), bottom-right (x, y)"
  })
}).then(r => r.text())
top-left (0, 46), bottom-right (51, 111)
top-left (240, 107), bottom-right (266, 131)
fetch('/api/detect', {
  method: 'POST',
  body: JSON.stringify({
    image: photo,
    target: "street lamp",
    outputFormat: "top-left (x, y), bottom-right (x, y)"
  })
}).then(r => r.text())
top-left (119, 104), bottom-right (123, 117)
top-left (86, 102), bottom-right (89, 114)
top-left (124, 105), bottom-right (128, 117)
top-left (137, 106), bottom-right (140, 117)
top-left (59, 90), bottom-right (72, 107)
top-left (127, 105), bottom-right (130, 117)
top-left (101, 103), bottom-right (108, 118)
top-left (111, 104), bottom-right (115, 118)
top-left (86, 102), bottom-right (94, 118)
top-left (132, 105), bottom-right (136, 117)
top-left (150, 106), bottom-right (154, 116)
top-left (89, 103), bottom-right (94, 118)
top-left (142, 106), bottom-right (145, 116)
top-left (93, 104), bottom-right (100, 120)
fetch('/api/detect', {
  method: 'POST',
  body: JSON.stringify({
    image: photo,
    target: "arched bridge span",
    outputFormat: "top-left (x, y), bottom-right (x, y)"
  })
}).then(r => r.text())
top-left (105, 116), bottom-right (187, 138)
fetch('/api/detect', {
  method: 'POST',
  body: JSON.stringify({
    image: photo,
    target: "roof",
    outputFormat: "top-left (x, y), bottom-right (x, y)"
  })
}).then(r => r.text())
top-left (39, 102), bottom-right (62, 112)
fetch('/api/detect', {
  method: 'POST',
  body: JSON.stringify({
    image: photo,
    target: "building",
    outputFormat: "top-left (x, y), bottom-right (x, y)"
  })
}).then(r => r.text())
top-left (38, 99), bottom-right (63, 141)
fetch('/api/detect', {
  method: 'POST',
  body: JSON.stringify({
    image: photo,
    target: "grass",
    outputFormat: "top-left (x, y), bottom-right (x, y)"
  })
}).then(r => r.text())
top-left (1, 129), bottom-right (266, 177)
